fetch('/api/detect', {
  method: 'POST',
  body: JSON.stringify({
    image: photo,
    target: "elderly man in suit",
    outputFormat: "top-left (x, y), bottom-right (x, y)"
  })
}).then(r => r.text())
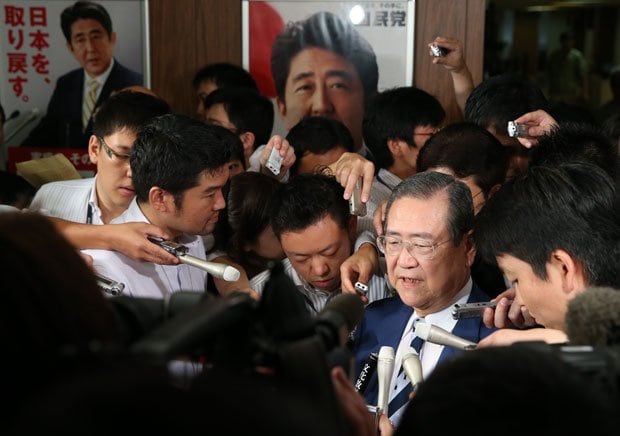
top-left (352, 171), bottom-right (495, 427)
top-left (22, 1), bottom-right (142, 149)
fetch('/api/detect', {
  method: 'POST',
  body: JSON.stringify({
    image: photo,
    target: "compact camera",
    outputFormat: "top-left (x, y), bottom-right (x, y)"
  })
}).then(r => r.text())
top-left (430, 43), bottom-right (447, 57)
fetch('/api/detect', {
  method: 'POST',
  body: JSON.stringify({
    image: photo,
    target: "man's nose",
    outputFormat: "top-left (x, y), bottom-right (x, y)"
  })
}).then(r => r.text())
top-left (310, 86), bottom-right (334, 116)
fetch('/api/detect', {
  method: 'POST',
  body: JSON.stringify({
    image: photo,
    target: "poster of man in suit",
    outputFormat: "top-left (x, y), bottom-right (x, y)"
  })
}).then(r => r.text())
top-left (0, 0), bottom-right (148, 150)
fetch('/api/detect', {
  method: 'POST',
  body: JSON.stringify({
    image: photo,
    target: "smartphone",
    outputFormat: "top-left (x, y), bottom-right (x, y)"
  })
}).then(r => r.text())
top-left (507, 121), bottom-right (529, 138)
top-left (451, 301), bottom-right (510, 319)
top-left (349, 179), bottom-right (367, 217)
top-left (265, 147), bottom-right (283, 176)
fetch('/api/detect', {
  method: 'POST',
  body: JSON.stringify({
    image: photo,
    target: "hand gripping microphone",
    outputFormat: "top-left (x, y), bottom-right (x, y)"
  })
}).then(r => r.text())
top-left (401, 348), bottom-right (423, 391)
top-left (376, 346), bottom-right (395, 415)
top-left (414, 323), bottom-right (477, 350)
top-left (148, 236), bottom-right (240, 281)
top-left (566, 286), bottom-right (620, 346)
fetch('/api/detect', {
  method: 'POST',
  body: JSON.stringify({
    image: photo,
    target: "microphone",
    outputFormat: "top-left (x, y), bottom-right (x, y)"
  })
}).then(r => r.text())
top-left (315, 292), bottom-right (364, 350)
top-left (5, 110), bottom-right (20, 122)
top-left (3, 107), bottom-right (39, 144)
top-left (147, 236), bottom-right (240, 281)
top-left (402, 349), bottom-right (423, 391)
top-left (131, 291), bottom-right (256, 361)
top-left (376, 345), bottom-right (394, 415)
top-left (110, 291), bottom-right (205, 344)
top-left (414, 323), bottom-right (477, 350)
top-left (178, 254), bottom-right (240, 282)
top-left (566, 286), bottom-right (620, 346)
top-left (354, 352), bottom-right (378, 393)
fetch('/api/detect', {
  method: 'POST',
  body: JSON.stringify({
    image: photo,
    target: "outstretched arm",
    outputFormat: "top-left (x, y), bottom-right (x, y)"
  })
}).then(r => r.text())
top-left (429, 36), bottom-right (475, 115)
top-left (50, 217), bottom-right (179, 264)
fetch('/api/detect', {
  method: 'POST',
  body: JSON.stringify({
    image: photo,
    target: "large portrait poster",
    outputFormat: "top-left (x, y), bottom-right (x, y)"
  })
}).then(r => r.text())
top-left (0, 0), bottom-right (149, 150)
top-left (242, 0), bottom-right (414, 138)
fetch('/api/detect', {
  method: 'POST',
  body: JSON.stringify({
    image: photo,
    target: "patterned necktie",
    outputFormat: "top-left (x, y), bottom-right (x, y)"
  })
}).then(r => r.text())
top-left (387, 319), bottom-right (425, 420)
top-left (82, 79), bottom-right (100, 130)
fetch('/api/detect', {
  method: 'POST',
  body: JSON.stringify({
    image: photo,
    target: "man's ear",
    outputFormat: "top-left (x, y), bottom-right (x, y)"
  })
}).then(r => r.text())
top-left (488, 183), bottom-right (502, 198)
top-left (387, 138), bottom-right (403, 157)
top-left (463, 230), bottom-right (476, 267)
top-left (276, 96), bottom-right (287, 118)
top-left (88, 135), bottom-right (100, 164)
top-left (548, 249), bottom-right (587, 296)
top-left (347, 215), bottom-right (358, 243)
top-left (239, 131), bottom-right (256, 154)
top-left (149, 187), bottom-right (175, 213)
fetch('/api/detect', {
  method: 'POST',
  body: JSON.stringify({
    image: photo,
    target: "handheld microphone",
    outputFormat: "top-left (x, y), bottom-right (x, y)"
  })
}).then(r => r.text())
top-left (178, 254), bottom-right (240, 281)
top-left (315, 292), bottom-right (364, 350)
top-left (147, 236), bottom-right (240, 281)
top-left (4, 107), bottom-right (39, 144)
top-left (566, 286), bottom-right (620, 346)
top-left (414, 323), bottom-right (477, 350)
top-left (354, 352), bottom-right (378, 393)
top-left (402, 349), bottom-right (423, 391)
top-left (376, 346), bottom-right (395, 415)
top-left (5, 110), bottom-right (20, 122)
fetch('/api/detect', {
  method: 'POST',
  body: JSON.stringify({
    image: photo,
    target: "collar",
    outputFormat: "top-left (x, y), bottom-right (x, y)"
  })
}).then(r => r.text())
top-left (84, 58), bottom-right (115, 87)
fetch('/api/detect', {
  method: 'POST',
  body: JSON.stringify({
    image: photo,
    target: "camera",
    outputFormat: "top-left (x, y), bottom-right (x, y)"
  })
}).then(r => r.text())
top-left (349, 179), bottom-right (367, 217)
top-left (430, 43), bottom-right (447, 57)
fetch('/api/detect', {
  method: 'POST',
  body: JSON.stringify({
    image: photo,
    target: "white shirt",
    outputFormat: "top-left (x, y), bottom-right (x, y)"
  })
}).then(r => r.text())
top-left (83, 58), bottom-right (114, 102)
top-left (250, 258), bottom-right (392, 315)
top-left (388, 278), bottom-right (472, 425)
top-left (83, 198), bottom-right (207, 298)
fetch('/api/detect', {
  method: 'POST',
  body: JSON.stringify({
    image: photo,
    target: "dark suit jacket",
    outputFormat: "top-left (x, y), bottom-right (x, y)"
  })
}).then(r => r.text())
top-left (22, 60), bottom-right (142, 149)
top-left (352, 282), bottom-right (496, 407)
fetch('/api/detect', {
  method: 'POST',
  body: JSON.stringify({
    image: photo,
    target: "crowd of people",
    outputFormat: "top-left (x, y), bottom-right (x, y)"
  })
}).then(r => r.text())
top-left (1, 1), bottom-right (619, 434)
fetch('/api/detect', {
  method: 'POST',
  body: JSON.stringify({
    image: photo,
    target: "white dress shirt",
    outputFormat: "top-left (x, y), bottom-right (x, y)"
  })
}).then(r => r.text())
top-left (83, 199), bottom-right (207, 298)
top-left (249, 258), bottom-right (392, 315)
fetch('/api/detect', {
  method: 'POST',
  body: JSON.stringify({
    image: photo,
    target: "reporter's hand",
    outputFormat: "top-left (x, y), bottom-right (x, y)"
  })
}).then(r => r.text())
top-left (259, 135), bottom-right (295, 181)
top-left (331, 366), bottom-right (376, 436)
top-left (328, 152), bottom-right (375, 202)
top-left (482, 288), bottom-right (537, 329)
top-left (80, 252), bottom-right (94, 269)
top-left (105, 222), bottom-right (179, 264)
top-left (513, 109), bottom-right (559, 148)
top-left (340, 243), bottom-right (379, 305)
top-left (429, 36), bottom-right (466, 72)
top-left (477, 327), bottom-right (568, 348)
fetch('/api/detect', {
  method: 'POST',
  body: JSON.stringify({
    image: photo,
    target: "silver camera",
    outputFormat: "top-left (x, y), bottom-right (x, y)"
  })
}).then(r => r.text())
top-left (430, 43), bottom-right (447, 57)
top-left (349, 179), bottom-right (367, 217)
top-left (265, 147), bottom-right (283, 176)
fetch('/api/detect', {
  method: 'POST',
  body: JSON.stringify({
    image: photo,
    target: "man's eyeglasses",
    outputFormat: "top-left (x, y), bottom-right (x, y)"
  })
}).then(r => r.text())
top-left (376, 235), bottom-right (451, 260)
top-left (98, 136), bottom-right (131, 163)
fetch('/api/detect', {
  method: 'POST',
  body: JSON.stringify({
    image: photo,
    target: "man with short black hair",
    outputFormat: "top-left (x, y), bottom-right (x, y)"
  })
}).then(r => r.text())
top-left (23, 1), bottom-right (142, 149)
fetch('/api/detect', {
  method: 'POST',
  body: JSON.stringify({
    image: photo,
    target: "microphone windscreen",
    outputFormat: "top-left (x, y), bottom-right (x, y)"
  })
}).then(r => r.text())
top-left (321, 292), bottom-right (364, 332)
top-left (566, 286), bottom-right (620, 346)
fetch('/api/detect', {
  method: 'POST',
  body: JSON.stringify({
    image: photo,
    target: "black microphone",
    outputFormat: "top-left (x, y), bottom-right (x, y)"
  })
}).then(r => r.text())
top-left (4, 107), bottom-right (39, 144)
top-left (315, 292), bottom-right (364, 350)
top-left (131, 292), bottom-right (256, 362)
top-left (110, 291), bottom-right (206, 344)
top-left (5, 110), bottom-right (20, 122)
top-left (354, 352), bottom-right (378, 393)
top-left (566, 286), bottom-right (620, 346)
